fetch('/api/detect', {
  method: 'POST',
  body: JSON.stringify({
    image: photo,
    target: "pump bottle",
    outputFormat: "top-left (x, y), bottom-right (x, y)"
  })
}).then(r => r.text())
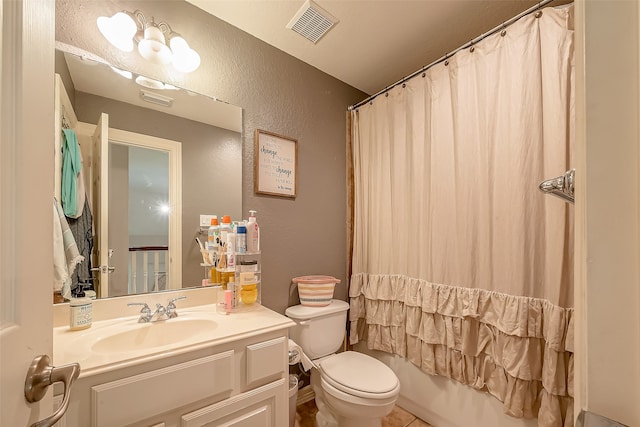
top-left (69, 287), bottom-right (92, 331)
top-left (246, 210), bottom-right (260, 253)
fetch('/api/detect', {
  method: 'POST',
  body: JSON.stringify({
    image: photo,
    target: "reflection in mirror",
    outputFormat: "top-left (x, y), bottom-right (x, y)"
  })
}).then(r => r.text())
top-left (54, 46), bottom-right (242, 302)
top-left (125, 146), bottom-right (170, 295)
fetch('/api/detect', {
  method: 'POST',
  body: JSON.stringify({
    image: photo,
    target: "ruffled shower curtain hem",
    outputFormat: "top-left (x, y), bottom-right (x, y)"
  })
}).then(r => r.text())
top-left (349, 273), bottom-right (574, 427)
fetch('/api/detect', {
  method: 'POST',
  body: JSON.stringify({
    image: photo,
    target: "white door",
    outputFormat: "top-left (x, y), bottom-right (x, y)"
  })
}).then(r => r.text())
top-left (107, 129), bottom-right (182, 294)
top-left (86, 124), bottom-right (181, 298)
top-left (0, 0), bottom-right (56, 425)
top-left (573, 1), bottom-right (640, 423)
top-left (91, 113), bottom-right (111, 298)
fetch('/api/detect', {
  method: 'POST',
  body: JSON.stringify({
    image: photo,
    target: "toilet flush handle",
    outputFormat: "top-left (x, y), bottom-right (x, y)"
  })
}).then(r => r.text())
top-left (298, 320), bottom-right (311, 326)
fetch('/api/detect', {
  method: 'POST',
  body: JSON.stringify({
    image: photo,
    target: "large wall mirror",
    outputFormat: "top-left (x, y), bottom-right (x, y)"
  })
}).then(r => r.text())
top-left (54, 45), bottom-right (243, 302)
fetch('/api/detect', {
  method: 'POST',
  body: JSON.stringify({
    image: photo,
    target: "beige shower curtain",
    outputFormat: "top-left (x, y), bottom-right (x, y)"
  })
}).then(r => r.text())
top-left (349, 5), bottom-right (574, 427)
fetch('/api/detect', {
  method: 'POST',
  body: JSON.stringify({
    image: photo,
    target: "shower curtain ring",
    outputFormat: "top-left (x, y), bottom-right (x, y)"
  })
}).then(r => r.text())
top-left (535, 0), bottom-right (543, 18)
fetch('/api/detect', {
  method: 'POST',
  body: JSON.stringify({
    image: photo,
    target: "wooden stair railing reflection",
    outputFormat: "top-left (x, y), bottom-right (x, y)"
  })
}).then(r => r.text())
top-left (129, 246), bottom-right (168, 294)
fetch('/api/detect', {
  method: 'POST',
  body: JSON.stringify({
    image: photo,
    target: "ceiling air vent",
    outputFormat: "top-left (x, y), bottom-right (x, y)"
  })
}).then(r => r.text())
top-left (286, 0), bottom-right (338, 44)
top-left (140, 90), bottom-right (174, 107)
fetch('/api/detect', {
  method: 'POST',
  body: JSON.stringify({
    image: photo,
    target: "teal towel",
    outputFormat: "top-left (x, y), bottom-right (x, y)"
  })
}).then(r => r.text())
top-left (61, 128), bottom-right (82, 217)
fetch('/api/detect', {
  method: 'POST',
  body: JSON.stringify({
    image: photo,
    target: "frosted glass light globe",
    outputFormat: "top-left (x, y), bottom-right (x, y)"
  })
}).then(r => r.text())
top-left (170, 36), bottom-right (201, 73)
top-left (97, 12), bottom-right (137, 52)
top-left (138, 24), bottom-right (172, 65)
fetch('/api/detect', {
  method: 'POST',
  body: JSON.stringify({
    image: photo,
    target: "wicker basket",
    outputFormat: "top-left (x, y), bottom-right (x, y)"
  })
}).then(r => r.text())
top-left (293, 275), bottom-right (341, 307)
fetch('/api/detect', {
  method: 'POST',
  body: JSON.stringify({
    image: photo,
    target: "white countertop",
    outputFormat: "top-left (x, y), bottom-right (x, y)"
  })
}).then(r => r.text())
top-left (54, 303), bottom-right (294, 377)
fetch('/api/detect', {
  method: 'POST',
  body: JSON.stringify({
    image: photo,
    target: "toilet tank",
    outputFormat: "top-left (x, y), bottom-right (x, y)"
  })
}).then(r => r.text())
top-left (285, 299), bottom-right (349, 360)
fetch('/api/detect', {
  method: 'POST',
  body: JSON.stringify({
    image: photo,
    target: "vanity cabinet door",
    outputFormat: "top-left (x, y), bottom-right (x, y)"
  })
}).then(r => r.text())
top-left (245, 336), bottom-right (287, 389)
top-left (91, 351), bottom-right (234, 427)
top-left (181, 378), bottom-right (287, 427)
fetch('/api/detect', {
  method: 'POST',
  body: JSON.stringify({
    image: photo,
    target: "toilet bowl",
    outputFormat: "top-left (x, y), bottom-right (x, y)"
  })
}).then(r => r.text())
top-left (314, 351), bottom-right (400, 427)
top-left (285, 300), bottom-right (400, 427)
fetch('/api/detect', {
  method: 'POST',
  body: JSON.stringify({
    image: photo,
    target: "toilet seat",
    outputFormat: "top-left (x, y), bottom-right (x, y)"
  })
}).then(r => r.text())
top-left (318, 351), bottom-right (400, 400)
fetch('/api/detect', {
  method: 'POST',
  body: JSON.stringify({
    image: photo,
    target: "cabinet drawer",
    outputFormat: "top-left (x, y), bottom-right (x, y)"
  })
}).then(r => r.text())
top-left (91, 351), bottom-right (234, 427)
top-left (245, 337), bottom-right (287, 388)
top-left (181, 378), bottom-right (287, 427)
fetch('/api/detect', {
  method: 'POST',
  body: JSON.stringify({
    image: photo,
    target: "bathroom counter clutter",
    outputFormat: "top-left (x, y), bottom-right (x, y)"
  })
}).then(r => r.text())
top-left (54, 302), bottom-right (294, 377)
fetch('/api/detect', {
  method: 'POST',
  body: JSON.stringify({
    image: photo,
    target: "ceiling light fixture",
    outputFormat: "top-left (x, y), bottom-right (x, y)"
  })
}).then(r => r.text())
top-left (135, 75), bottom-right (166, 90)
top-left (97, 10), bottom-right (201, 73)
top-left (135, 75), bottom-right (179, 90)
top-left (110, 66), bottom-right (133, 79)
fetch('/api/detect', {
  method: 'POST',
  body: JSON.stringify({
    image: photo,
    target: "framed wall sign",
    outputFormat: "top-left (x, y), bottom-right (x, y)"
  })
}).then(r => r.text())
top-left (254, 129), bottom-right (298, 198)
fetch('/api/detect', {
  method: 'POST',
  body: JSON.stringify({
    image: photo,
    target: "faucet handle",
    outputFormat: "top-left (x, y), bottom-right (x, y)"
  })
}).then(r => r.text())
top-left (167, 296), bottom-right (186, 307)
top-left (127, 302), bottom-right (152, 322)
top-left (166, 296), bottom-right (186, 318)
top-left (128, 302), bottom-right (150, 311)
top-left (155, 303), bottom-right (167, 317)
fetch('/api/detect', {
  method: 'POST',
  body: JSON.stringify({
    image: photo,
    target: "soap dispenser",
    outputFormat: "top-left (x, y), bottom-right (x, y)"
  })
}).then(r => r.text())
top-left (69, 286), bottom-right (92, 331)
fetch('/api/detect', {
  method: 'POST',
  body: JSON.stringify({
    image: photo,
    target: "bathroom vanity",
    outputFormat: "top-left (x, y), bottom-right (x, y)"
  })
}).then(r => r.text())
top-left (52, 289), bottom-right (294, 427)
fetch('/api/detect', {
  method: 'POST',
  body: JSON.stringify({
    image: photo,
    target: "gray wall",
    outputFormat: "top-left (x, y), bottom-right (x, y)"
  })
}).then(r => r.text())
top-left (56, 0), bottom-right (367, 313)
top-left (54, 49), bottom-right (75, 105)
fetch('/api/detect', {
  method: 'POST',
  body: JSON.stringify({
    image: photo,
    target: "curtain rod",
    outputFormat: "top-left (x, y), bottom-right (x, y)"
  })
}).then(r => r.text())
top-left (349, 0), bottom-right (561, 111)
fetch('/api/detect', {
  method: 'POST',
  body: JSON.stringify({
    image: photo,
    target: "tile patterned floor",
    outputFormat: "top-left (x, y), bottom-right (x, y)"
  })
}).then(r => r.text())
top-left (295, 399), bottom-right (434, 427)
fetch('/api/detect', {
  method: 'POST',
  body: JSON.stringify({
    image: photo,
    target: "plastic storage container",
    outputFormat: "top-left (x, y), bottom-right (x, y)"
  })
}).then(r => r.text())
top-left (217, 252), bottom-right (261, 310)
top-left (293, 275), bottom-right (341, 307)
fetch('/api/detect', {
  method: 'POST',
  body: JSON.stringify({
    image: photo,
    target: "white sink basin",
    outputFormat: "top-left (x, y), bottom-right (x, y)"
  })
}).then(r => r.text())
top-left (54, 301), bottom-right (296, 376)
top-left (91, 318), bottom-right (218, 354)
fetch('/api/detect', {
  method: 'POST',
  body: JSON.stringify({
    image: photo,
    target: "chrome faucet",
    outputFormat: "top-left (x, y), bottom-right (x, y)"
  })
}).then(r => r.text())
top-left (128, 296), bottom-right (187, 323)
top-left (127, 302), bottom-right (154, 323)
top-left (166, 296), bottom-right (186, 318)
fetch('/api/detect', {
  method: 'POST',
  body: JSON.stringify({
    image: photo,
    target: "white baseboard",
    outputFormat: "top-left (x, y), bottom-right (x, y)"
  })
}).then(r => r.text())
top-left (397, 395), bottom-right (450, 427)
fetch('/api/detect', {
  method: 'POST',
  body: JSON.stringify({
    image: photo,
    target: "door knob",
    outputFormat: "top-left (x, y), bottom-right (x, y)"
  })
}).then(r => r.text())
top-left (90, 265), bottom-right (115, 273)
top-left (24, 355), bottom-right (80, 427)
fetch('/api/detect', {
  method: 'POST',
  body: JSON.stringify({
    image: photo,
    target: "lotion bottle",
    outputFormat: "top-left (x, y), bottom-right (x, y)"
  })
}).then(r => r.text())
top-left (220, 215), bottom-right (232, 250)
top-left (246, 210), bottom-right (260, 253)
top-left (206, 216), bottom-right (219, 251)
top-left (236, 223), bottom-right (247, 254)
top-left (226, 230), bottom-right (236, 268)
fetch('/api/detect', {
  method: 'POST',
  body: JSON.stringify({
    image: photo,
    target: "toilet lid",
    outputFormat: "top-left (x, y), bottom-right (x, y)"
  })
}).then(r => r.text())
top-left (319, 352), bottom-right (399, 398)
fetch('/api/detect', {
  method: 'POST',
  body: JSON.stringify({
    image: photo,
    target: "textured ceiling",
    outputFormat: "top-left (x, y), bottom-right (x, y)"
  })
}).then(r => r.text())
top-left (186, 0), bottom-right (550, 95)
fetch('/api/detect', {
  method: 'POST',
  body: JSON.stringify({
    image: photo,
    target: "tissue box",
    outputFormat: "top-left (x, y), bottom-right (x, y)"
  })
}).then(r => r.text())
top-left (293, 275), bottom-right (340, 307)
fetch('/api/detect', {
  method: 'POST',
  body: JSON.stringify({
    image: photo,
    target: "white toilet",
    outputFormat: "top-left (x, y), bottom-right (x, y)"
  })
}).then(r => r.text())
top-left (286, 299), bottom-right (400, 427)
